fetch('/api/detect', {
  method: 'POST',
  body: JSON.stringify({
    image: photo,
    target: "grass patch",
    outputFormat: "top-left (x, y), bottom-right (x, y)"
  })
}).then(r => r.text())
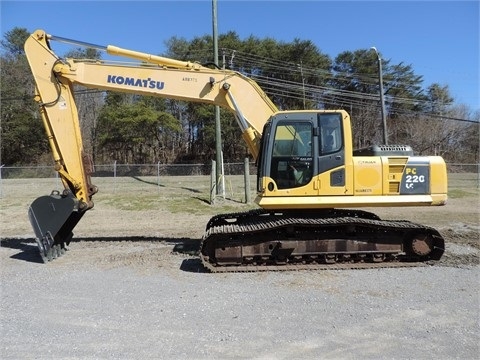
top-left (88, 175), bottom-right (257, 215)
top-left (1, 173), bottom-right (477, 213)
top-left (448, 188), bottom-right (479, 199)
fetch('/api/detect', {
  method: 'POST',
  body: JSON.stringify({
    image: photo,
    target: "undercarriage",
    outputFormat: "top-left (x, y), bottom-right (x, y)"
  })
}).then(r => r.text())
top-left (200, 209), bottom-right (445, 272)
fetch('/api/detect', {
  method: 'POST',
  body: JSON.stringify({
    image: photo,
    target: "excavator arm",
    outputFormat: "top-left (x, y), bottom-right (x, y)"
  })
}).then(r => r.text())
top-left (24, 29), bottom-right (277, 261)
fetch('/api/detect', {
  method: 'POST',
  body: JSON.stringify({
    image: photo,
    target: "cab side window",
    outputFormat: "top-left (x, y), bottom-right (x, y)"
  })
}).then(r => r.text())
top-left (320, 114), bottom-right (342, 154)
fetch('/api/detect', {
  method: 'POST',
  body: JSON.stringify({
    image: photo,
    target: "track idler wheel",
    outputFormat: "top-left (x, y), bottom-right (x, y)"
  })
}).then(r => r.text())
top-left (411, 234), bottom-right (434, 257)
top-left (408, 231), bottom-right (444, 261)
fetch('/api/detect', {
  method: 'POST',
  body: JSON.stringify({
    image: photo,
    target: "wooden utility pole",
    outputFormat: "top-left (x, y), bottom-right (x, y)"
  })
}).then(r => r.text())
top-left (212, 0), bottom-right (225, 198)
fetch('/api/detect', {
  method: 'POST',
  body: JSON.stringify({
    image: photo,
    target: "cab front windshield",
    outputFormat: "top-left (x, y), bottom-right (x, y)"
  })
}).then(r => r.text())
top-left (271, 122), bottom-right (313, 189)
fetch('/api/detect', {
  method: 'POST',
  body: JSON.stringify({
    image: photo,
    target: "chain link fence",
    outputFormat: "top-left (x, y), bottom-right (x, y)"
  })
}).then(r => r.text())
top-left (1, 162), bottom-right (477, 179)
top-left (0, 162), bottom-right (258, 201)
top-left (0, 162), bottom-right (258, 179)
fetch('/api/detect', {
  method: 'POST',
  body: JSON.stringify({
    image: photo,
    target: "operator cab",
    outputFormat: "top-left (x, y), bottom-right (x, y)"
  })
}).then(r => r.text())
top-left (257, 111), bottom-right (345, 192)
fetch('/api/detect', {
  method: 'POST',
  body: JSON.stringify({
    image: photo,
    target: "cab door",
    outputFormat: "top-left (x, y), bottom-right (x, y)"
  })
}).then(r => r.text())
top-left (316, 113), bottom-right (347, 194)
top-left (257, 113), bottom-right (317, 192)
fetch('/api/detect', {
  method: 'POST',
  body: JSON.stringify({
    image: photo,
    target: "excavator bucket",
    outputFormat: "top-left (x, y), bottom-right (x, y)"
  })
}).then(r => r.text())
top-left (28, 190), bottom-right (85, 262)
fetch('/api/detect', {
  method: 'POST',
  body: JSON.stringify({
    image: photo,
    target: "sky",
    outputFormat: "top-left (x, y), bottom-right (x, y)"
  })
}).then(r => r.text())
top-left (1, 0), bottom-right (479, 111)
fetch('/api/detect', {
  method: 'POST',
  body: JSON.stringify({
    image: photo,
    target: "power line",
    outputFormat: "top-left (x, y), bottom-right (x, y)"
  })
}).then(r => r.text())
top-left (3, 52), bottom-right (477, 123)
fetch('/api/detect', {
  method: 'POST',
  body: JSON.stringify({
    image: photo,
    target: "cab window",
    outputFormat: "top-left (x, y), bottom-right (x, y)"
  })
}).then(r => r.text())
top-left (320, 113), bottom-right (342, 154)
top-left (270, 122), bottom-right (313, 189)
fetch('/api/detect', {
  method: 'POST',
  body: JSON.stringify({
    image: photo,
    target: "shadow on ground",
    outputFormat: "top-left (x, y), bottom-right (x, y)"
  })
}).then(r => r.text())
top-left (1, 236), bottom-right (203, 271)
top-left (0, 238), bottom-right (44, 263)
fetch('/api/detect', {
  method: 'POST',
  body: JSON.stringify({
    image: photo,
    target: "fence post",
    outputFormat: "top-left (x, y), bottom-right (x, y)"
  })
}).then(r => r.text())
top-left (220, 151), bottom-right (226, 199)
top-left (157, 161), bottom-right (161, 191)
top-left (0, 164), bottom-right (4, 198)
top-left (210, 159), bottom-right (216, 205)
top-left (55, 170), bottom-right (60, 188)
top-left (244, 158), bottom-right (251, 203)
top-left (113, 160), bottom-right (117, 193)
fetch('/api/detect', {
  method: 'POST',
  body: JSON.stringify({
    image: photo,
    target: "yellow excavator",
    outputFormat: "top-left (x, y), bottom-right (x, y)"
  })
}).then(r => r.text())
top-left (25, 29), bottom-right (448, 271)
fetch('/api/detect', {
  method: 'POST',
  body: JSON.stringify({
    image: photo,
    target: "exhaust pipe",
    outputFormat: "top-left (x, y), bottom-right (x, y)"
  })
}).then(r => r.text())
top-left (28, 189), bottom-right (86, 262)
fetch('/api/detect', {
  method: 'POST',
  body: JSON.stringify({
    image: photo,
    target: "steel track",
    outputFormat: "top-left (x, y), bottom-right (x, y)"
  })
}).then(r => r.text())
top-left (200, 209), bottom-right (444, 273)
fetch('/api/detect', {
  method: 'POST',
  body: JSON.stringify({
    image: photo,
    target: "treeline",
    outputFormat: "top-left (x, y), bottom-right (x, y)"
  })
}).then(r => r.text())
top-left (1, 27), bottom-right (479, 166)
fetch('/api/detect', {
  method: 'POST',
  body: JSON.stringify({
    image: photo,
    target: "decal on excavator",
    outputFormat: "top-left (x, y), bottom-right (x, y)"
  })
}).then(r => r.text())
top-left (400, 159), bottom-right (430, 194)
top-left (107, 75), bottom-right (165, 89)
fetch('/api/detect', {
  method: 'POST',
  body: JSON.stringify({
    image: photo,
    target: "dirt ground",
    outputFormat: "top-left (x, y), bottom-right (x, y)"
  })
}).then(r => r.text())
top-left (2, 176), bottom-right (477, 268)
top-left (0, 176), bottom-right (479, 359)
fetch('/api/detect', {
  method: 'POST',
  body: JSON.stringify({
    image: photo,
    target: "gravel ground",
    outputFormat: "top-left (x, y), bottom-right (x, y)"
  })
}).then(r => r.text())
top-left (1, 238), bottom-right (478, 360)
top-left (1, 177), bottom-right (479, 359)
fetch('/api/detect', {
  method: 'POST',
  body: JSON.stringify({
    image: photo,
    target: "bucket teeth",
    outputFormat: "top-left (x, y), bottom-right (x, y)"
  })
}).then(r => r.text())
top-left (35, 234), bottom-right (67, 262)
